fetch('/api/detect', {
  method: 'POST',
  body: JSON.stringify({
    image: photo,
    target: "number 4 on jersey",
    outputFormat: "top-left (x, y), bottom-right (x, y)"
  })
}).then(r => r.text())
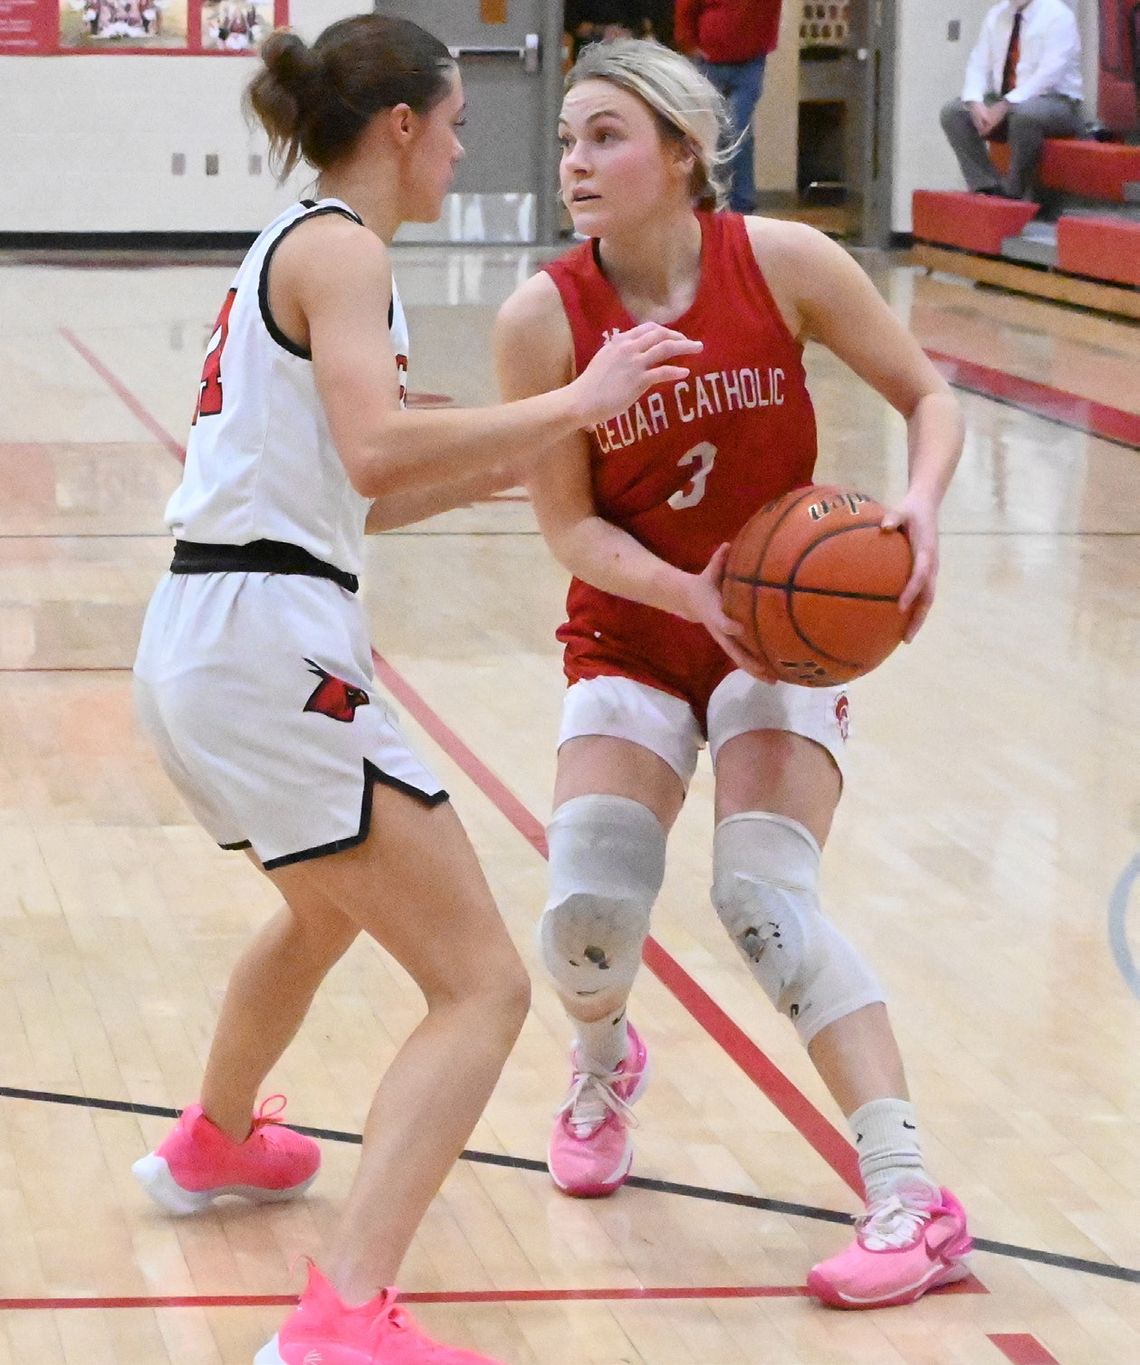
top-left (193, 288), bottom-right (237, 423)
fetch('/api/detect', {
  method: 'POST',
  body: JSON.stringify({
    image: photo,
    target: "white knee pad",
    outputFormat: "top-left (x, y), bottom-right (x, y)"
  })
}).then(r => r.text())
top-left (711, 812), bottom-right (883, 1045)
top-left (540, 795), bottom-right (667, 1001)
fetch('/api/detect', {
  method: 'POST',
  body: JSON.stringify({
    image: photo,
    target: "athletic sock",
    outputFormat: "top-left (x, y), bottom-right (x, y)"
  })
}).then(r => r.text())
top-left (575, 1007), bottom-right (630, 1074)
top-left (848, 1097), bottom-right (936, 1205)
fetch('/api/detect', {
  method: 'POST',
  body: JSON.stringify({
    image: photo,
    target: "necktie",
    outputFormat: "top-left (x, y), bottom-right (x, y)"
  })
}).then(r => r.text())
top-left (1000, 9), bottom-right (1023, 97)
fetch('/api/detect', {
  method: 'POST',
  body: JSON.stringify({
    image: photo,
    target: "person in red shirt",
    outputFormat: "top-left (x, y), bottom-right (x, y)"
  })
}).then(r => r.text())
top-left (675, 0), bottom-right (783, 211)
top-left (495, 37), bottom-right (973, 1309)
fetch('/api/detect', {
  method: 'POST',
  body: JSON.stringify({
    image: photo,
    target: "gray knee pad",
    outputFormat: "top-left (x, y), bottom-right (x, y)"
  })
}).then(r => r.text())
top-left (711, 812), bottom-right (883, 1045)
top-left (540, 795), bottom-right (667, 1002)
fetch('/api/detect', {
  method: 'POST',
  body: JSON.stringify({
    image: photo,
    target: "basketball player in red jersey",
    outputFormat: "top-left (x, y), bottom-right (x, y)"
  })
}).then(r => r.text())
top-left (495, 38), bottom-right (972, 1309)
top-left (131, 19), bottom-right (699, 1365)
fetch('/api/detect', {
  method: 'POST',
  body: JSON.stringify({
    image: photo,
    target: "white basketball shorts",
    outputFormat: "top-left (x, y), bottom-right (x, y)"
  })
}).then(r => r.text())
top-left (133, 571), bottom-right (447, 869)
top-left (558, 670), bottom-right (851, 788)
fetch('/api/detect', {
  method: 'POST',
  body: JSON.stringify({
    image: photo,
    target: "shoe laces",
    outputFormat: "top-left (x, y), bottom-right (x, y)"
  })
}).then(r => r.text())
top-left (250, 1094), bottom-right (290, 1141)
top-left (857, 1186), bottom-right (941, 1252)
top-left (557, 1066), bottom-right (639, 1138)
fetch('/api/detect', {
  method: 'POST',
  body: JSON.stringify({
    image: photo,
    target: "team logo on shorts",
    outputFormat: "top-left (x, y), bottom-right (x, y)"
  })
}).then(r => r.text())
top-left (303, 658), bottom-right (370, 723)
top-left (834, 692), bottom-right (850, 742)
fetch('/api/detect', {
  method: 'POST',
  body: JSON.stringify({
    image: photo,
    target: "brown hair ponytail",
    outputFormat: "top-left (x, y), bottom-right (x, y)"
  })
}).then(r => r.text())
top-left (246, 16), bottom-right (455, 181)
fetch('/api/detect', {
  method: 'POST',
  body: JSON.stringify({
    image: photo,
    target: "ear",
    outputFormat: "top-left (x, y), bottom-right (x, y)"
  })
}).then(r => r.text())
top-left (670, 136), bottom-right (698, 185)
top-left (387, 103), bottom-right (416, 145)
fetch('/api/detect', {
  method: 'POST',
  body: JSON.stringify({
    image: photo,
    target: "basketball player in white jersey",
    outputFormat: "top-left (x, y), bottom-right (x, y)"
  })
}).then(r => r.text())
top-left (131, 17), bottom-right (700, 1365)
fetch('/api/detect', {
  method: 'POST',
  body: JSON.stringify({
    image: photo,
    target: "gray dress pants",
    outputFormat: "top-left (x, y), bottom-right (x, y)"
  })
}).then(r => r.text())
top-left (939, 94), bottom-right (1083, 198)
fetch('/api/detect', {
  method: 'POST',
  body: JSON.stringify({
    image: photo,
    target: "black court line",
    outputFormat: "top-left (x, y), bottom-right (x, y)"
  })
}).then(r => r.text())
top-left (3, 1084), bottom-right (1136, 1287)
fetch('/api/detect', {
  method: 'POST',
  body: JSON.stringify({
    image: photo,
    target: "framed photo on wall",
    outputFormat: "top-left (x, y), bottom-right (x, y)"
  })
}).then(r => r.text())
top-left (0, 0), bottom-right (285, 53)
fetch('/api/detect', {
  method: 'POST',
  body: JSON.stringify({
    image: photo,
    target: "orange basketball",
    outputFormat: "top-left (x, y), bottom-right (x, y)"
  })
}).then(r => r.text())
top-left (722, 485), bottom-right (913, 687)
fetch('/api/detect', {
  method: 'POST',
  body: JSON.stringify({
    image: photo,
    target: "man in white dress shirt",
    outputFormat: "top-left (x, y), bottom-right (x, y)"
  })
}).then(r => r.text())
top-left (940, 0), bottom-right (1083, 199)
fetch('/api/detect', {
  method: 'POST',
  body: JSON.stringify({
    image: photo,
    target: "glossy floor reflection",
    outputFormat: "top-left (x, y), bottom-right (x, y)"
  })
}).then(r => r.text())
top-left (0, 243), bottom-right (1136, 1365)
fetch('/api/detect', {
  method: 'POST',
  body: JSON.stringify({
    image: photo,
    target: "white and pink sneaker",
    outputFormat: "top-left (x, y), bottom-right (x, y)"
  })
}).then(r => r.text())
top-left (132, 1096), bottom-right (320, 1215)
top-left (808, 1183), bottom-right (972, 1309)
top-left (547, 1023), bottom-right (649, 1198)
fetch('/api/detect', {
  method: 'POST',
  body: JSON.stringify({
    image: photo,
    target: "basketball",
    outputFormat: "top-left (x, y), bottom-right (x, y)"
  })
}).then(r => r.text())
top-left (722, 485), bottom-right (914, 687)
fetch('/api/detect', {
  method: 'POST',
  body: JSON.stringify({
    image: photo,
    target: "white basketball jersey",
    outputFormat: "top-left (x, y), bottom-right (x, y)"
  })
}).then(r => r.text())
top-left (165, 198), bottom-right (409, 578)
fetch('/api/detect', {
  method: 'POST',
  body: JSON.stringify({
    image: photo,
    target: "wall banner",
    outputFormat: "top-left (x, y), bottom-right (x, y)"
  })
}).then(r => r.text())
top-left (1, 0), bottom-right (286, 54)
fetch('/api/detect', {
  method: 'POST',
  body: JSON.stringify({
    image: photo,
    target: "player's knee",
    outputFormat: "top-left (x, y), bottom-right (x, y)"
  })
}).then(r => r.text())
top-left (471, 946), bottom-right (532, 1046)
top-left (539, 795), bottom-right (667, 1002)
top-left (939, 98), bottom-right (965, 131)
top-left (711, 812), bottom-right (883, 1045)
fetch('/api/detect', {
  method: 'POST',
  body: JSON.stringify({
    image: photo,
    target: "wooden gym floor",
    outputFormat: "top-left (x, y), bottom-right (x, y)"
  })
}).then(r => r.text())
top-left (0, 243), bottom-right (1136, 1364)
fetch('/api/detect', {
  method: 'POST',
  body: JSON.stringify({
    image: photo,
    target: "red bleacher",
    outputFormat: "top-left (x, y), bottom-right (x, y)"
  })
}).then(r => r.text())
top-left (911, 190), bottom-right (1038, 255)
top-left (1056, 215), bottom-right (1140, 286)
top-left (989, 140), bottom-right (1140, 203)
top-left (912, 137), bottom-right (1140, 310)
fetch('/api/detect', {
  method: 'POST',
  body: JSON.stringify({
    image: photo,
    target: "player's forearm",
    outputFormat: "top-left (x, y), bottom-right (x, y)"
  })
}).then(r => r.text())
top-left (904, 389), bottom-right (964, 507)
top-left (552, 515), bottom-right (696, 619)
top-left (365, 464), bottom-right (513, 532)
top-left (349, 388), bottom-right (582, 499)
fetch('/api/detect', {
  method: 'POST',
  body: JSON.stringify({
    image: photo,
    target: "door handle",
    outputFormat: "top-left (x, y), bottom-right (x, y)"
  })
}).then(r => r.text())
top-left (449, 32), bottom-right (540, 74)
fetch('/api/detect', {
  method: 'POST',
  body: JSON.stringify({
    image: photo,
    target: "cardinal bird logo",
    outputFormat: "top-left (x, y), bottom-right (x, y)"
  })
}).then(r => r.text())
top-left (835, 692), bottom-right (850, 743)
top-left (302, 658), bottom-right (370, 723)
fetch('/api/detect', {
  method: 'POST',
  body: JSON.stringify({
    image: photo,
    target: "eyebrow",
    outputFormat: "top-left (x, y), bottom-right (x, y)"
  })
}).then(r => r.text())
top-left (557, 109), bottom-right (628, 130)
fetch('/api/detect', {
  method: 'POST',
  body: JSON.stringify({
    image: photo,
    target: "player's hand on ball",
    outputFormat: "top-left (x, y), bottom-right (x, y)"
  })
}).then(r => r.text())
top-left (689, 543), bottom-right (778, 683)
top-left (881, 494), bottom-right (940, 642)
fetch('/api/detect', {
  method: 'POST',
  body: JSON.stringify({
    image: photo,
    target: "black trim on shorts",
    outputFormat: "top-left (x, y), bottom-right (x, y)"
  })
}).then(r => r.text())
top-left (258, 204), bottom-right (365, 360)
top-left (258, 759), bottom-right (449, 871)
top-left (219, 839), bottom-right (252, 851)
top-left (170, 539), bottom-right (359, 594)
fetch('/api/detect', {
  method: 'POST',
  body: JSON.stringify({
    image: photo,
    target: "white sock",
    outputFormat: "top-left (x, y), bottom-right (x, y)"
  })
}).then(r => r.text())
top-left (575, 1007), bottom-right (629, 1074)
top-left (849, 1098), bottom-right (936, 1205)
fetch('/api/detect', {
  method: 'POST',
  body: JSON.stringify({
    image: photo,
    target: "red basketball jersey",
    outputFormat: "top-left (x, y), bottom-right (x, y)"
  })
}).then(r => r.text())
top-left (543, 210), bottom-right (819, 722)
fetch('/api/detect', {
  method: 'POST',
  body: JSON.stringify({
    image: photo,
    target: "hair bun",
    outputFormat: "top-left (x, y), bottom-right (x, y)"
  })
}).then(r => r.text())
top-left (260, 30), bottom-right (320, 102)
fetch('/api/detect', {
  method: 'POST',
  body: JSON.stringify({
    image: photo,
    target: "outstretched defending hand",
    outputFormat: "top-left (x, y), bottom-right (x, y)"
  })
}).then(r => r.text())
top-left (570, 321), bottom-right (702, 428)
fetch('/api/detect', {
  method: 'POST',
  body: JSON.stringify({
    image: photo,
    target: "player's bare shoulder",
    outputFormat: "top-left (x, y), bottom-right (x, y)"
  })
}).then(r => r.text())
top-left (495, 269), bottom-right (575, 390)
top-left (743, 214), bottom-right (848, 277)
top-left (742, 215), bottom-right (860, 336)
top-left (275, 212), bottom-right (392, 306)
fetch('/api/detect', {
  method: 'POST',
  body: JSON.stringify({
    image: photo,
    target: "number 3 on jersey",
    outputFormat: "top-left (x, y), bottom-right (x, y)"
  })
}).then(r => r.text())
top-left (193, 288), bottom-right (237, 424)
top-left (668, 440), bottom-right (717, 510)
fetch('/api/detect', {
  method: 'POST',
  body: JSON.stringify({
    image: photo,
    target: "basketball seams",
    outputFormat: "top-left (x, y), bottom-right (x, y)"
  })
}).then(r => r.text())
top-left (727, 484), bottom-right (820, 671)
top-left (725, 577), bottom-right (903, 603)
top-left (783, 523), bottom-right (910, 670)
top-left (723, 488), bottom-right (912, 685)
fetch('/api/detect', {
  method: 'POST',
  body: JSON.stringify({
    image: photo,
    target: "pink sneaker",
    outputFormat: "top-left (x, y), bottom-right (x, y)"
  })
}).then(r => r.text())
top-left (254, 1262), bottom-right (504, 1364)
top-left (132, 1095), bottom-right (320, 1215)
top-left (547, 1022), bottom-right (649, 1198)
top-left (808, 1184), bottom-right (972, 1309)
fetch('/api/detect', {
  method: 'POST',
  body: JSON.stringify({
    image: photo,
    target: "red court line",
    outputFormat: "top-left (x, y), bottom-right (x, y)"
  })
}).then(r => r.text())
top-left (925, 348), bottom-right (1140, 449)
top-left (59, 329), bottom-right (186, 462)
top-left (988, 1333), bottom-right (1062, 1365)
top-left (372, 648), bottom-right (862, 1194)
top-left (0, 1285), bottom-right (819, 1312)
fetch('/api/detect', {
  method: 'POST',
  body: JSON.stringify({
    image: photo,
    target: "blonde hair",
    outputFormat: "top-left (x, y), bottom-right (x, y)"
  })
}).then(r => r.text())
top-left (565, 38), bottom-right (735, 210)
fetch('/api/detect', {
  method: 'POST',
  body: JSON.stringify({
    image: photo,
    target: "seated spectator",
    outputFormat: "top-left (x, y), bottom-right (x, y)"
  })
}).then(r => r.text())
top-left (940, 0), bottom-right (1083, 200)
